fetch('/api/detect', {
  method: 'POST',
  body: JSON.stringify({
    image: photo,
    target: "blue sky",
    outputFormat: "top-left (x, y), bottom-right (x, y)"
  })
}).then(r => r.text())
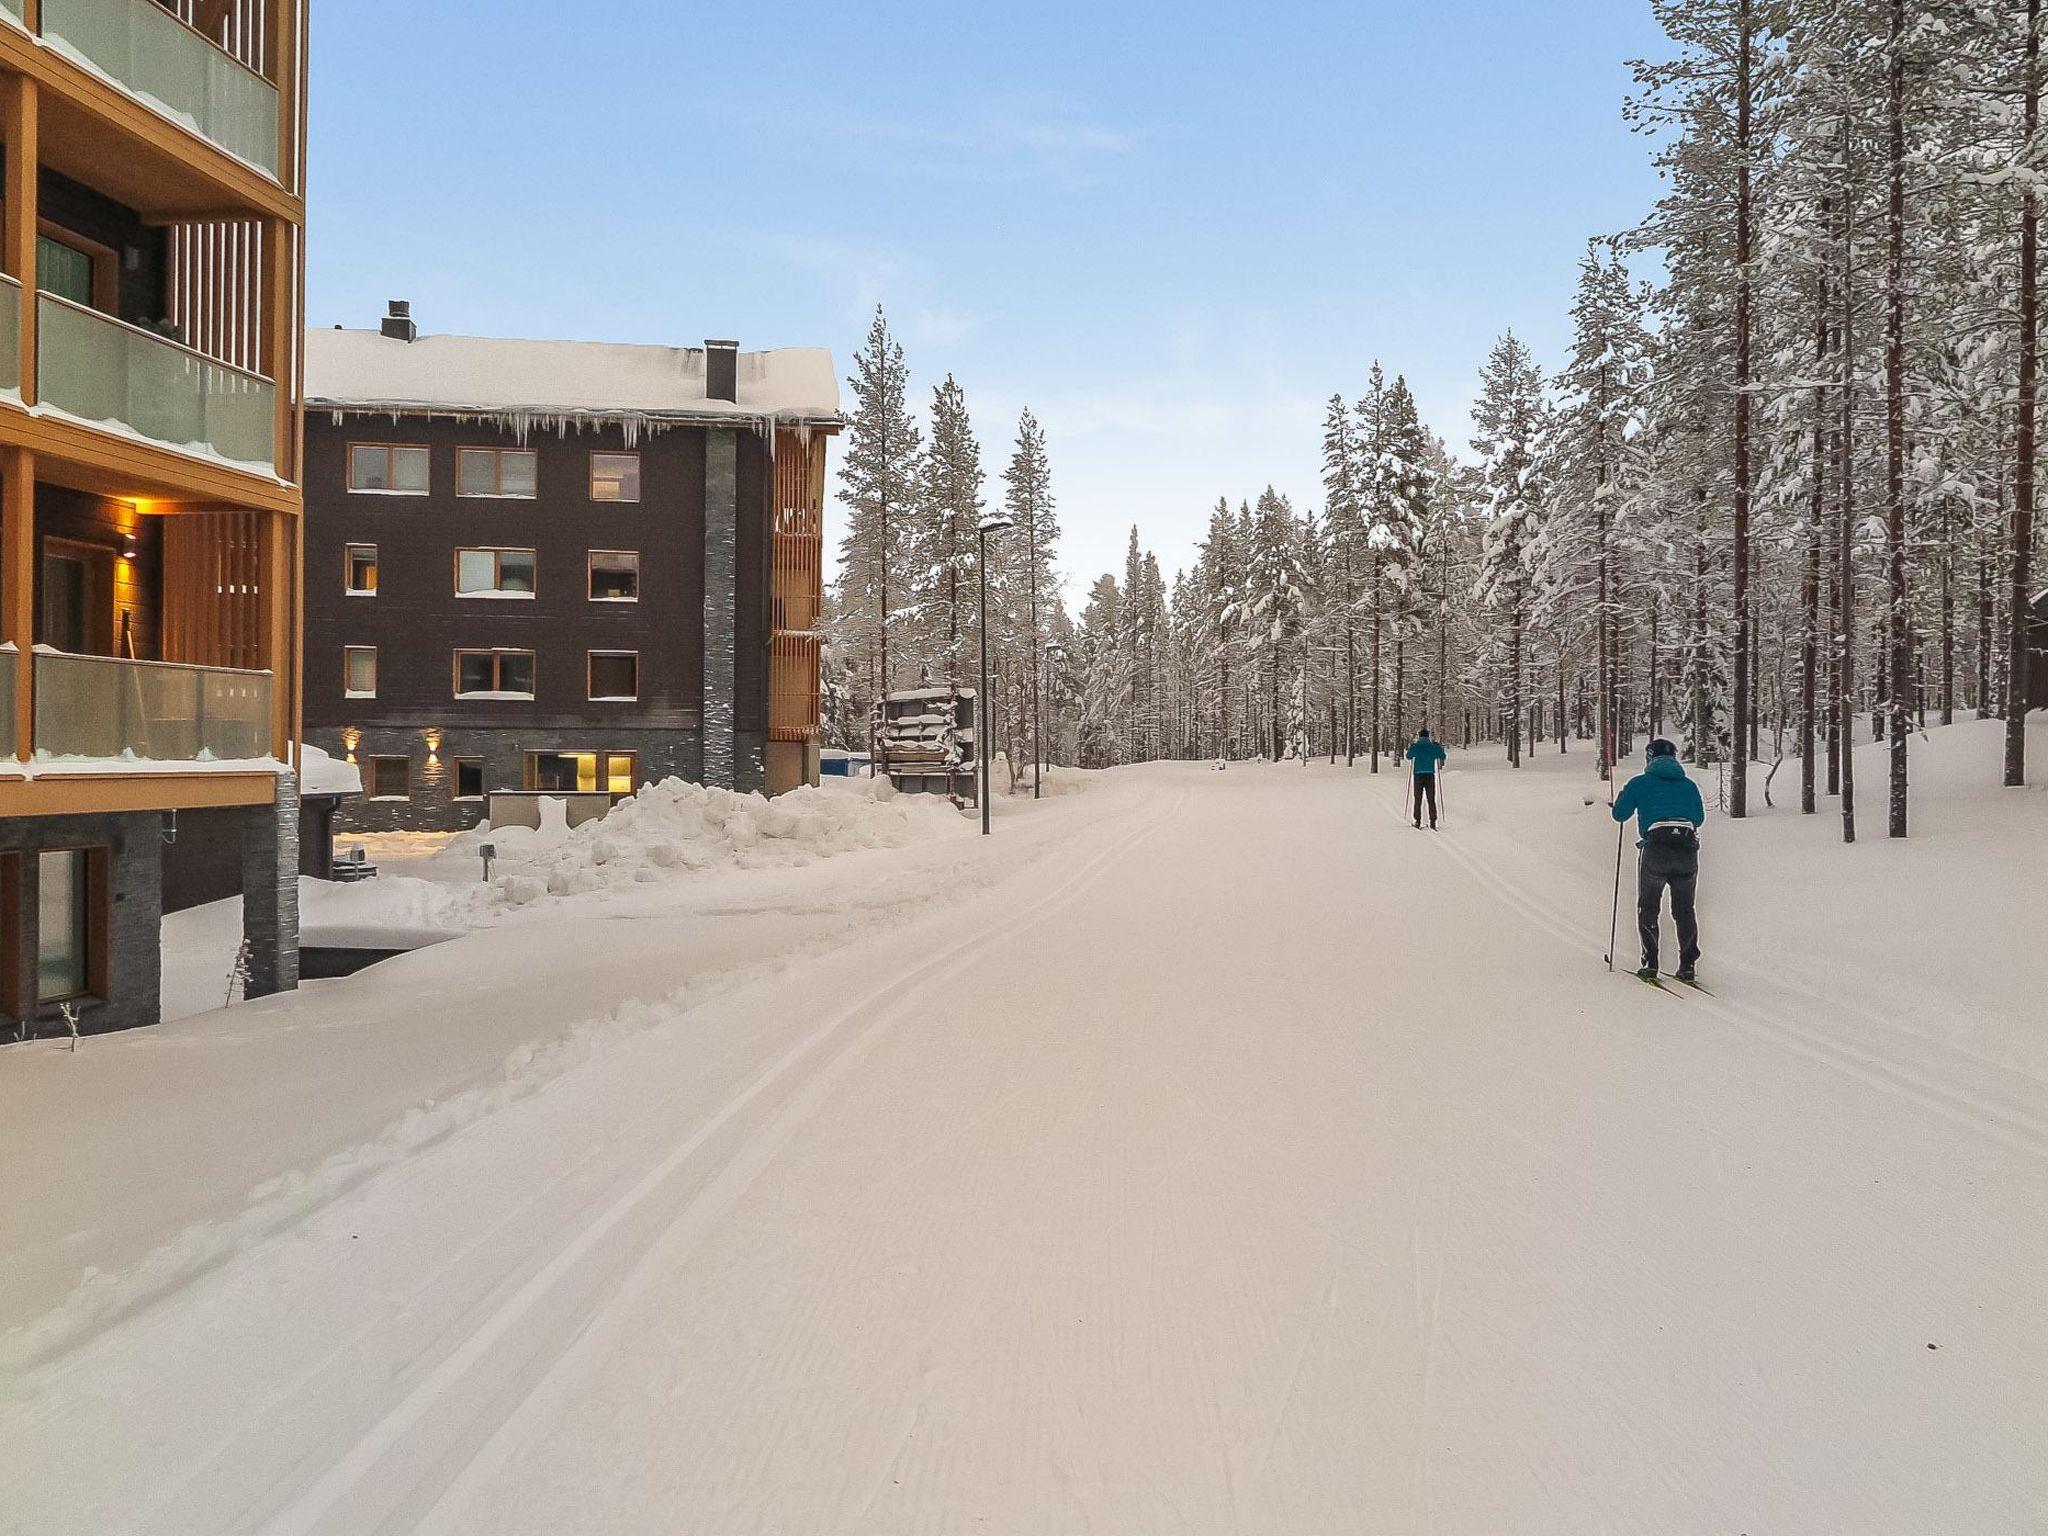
top-left (306, 1), bottom-right (1668, 603)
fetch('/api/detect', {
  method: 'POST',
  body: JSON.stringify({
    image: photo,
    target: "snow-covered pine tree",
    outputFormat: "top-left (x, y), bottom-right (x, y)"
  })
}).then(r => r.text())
top-left (1002, 409), bottom-right (1060, 792)
top-left (833, 307), bottom-right (922, 740)
top-left (1471, 331), bottom-right (1550, 767)
top-left (913, 374), bottom-right (984, 691)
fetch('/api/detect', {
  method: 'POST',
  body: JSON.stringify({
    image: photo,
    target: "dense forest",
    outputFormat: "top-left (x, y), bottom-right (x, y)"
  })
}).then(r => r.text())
top-left (829, 0), bottom-right (2047, 836)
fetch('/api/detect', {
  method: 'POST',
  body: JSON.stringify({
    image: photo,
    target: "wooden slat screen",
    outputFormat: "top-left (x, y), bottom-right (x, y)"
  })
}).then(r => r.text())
top-left (768, 431), bottom-right (825, 742)
top-left (162, 511), bottom-right (265, 671)
top-left (769, 634), bottom-right (822, 743)
top-left (168, 218), bottom-right (266, 377)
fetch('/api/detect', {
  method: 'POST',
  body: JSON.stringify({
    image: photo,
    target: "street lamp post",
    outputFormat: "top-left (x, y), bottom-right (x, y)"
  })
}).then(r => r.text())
top-left (977, 514), bottom-right (1014, 835)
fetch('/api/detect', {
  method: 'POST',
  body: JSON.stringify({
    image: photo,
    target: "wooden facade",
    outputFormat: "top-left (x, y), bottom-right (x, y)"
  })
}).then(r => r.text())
top-left (769, 429), bottom-right (825, 759)
top-left (0, 0), bottom-right (308, 1034)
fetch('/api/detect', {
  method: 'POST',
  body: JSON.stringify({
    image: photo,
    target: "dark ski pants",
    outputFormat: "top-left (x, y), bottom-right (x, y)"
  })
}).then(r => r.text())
top-left (1636, 841), bottom-right (1700, 973)
top-left (1412, 774), bottom-right (1437, 826)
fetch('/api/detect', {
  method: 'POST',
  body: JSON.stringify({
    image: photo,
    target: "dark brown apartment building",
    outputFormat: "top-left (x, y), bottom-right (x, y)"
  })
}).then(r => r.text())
top-left (302, 308), bottom-right (834, 833)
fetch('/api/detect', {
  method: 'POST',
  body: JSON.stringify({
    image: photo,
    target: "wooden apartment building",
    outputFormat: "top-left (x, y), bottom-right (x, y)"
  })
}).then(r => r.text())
top-left (0, 0), bottom-right (309, 1035)
top-left (303, 308), bottom-right (834, 833)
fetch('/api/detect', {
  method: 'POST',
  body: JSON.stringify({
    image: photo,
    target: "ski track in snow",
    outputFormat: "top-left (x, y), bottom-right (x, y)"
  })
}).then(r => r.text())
top-left (1373, 776), bottom-right (2048, 1162)
top-left (3, 735), bottom-right (2043, 1535)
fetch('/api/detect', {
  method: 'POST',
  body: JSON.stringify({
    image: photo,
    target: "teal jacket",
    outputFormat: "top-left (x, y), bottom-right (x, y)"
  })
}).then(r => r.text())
top-left (1611, 755), bottom-right (1707, 837)
top-left (1405, 738), bottom-right (1447, 775)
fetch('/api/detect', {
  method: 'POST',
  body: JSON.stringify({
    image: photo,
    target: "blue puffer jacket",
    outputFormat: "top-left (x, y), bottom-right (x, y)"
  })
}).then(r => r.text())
top-left (1405, 738), bottom-right (1447, 775)
top-left (1611, 754), bottom-right (1706, 838)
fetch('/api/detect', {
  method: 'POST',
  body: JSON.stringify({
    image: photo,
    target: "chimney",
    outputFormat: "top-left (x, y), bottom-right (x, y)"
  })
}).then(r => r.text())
top-left (380, 300), bottom-right (417, 343)
top-left (705, 338), bottom-right (738, 403)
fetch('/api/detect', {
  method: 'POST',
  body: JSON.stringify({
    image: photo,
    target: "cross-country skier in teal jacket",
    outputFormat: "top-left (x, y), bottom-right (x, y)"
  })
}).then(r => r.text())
top-left (1610, 740), bottom-right (1706, 982)
top-left (1404, 729), bottom-right (1447, 828)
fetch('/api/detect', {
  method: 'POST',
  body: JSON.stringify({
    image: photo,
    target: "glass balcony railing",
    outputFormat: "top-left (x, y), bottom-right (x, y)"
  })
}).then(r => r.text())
top-left (40, 0), bottom-right (280, 178)
top-left (0, 273), bottom-right (18, 401)
top-left (0, 647), bottom-right (16, 760)
top-left (34, 652), bottom-right (271, 764)
top-left (39, 294), bottom-right (276, 472)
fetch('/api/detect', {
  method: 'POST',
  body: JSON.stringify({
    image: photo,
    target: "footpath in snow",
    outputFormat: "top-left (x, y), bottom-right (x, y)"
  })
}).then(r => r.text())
top-left (1, 722), bottom-right (2042, 1535)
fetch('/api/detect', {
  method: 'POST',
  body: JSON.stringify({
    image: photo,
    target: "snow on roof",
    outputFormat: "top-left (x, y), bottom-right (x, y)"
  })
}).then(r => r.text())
top-left (304, 329), bottom-right (841, 434)
top-left (300, 743), bottom-right (362, 798)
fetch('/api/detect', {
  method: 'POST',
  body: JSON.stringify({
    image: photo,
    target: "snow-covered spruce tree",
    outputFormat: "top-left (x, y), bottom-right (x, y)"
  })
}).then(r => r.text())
top-left (1471, 331), bottom-right (1550, 768)
top-left (1629, 0), bottom-right (1783, 815)
top-left (912, 374), bottom-right (984, 691)
top-left (1377, 376), bottom-right (1433, 749)
top-left (1002, 409), bottom-right (1060, 787)
top-left (1320, 394), bottom-right (1367, 761)
top-left (1199, 498), bottom-right (1247, 757)
top-left (1545, 241), bottom-right (1649, 777)
top-left (1245, 487), bottom-right (1310, 759)
top-left (833, 307), bottom-right (923, 737)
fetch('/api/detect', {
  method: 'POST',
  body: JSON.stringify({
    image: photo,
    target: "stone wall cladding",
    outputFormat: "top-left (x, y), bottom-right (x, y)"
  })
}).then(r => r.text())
top-left (702, 429), bottom-right (738, 789)
top-left (312, 725), bottom-right (703, 836)
top-left (0, 812), bottom-right (165, 1037)
top-left (241, 770), bottom-right (300, 999)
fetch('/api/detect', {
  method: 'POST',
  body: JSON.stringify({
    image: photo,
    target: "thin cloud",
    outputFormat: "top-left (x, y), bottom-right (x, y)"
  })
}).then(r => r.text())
top-left (842, 107), bottom-right (1139, 187)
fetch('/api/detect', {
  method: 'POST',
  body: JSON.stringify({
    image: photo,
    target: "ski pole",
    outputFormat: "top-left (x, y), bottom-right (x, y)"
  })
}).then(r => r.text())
top-left (1606, 820), bottom-right (1624, 973)
top-left (1604, 771), bottom-right (1623, 973)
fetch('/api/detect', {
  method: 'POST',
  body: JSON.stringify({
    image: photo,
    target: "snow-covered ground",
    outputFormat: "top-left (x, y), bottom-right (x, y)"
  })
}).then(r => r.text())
top-left (1, 724), bottom-right (2042, 1534)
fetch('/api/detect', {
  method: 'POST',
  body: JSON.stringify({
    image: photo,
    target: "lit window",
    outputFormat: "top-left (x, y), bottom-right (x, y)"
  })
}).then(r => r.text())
top-left (367, 756), bottom-right (411, 800)
top-left (588, 651), bottom-right (638, 701)
top-left (344, 646), bottom-right (377, 698)
top-left (454, 758), bottom-right (486, 800)
top-left (36, 848), bottom-right (92, 1002)
top-left (457, 447), bottom-right (538, 498)
top-left (588, 550), bottom-right (639, 601)
top-left (348, 444), bottom-right (429, 494)
top-left (345, 544), bottom-right (378, 595)
top-left (455, 547), bottom-right (537, 597)
top-left (590, 452), bottom-right (641, 503)
top-left (525, 751), bottom-right (636, 794)
top-left (455, 649), bottom-right (536, 698)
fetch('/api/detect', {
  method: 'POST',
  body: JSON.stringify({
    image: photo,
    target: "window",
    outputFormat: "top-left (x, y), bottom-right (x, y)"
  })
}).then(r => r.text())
top-left (454, 649), bottom-right (536, 698)
top-left (348, 444), bottom-right (430, 494)
top-left (590, 452), bottom-right (641, 503)
top-left (345, 544), bottom-right (379, 595)
top-left (455, 547), bottom-right (537, 597)
top-left (457, 447), bottom-right (538, 498)
top-left (454, 757), bottom-right (486, 800)
top-left (588, 550), bottom-right (639, 602)
top-left (526, 751), bottom-right (637, 794)
top-left (344, 646), bottom-right (377, 698)
top-left (367, 756), bottom-right (411, 800)
top-left (587, 651), bottom-right (638, 701)
top-left (37, 234), bottom-right (98, 307)
top-left (36, 848), bottom-right (93, 1002)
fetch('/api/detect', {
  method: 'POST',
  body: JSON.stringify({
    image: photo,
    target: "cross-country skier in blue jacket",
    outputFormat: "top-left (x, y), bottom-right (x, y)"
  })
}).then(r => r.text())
top-left (1404, 729), bottom-right (1447, 828)
top-left (1611, 738), bottom-right (1707, 983)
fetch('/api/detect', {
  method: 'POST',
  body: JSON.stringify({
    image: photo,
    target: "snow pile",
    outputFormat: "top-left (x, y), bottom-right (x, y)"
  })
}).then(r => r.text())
top-left (450, 776), bottom-right (971, 908)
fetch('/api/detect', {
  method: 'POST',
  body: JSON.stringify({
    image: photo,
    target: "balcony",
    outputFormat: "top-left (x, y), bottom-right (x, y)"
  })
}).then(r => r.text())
top-left (37, 0), bottom-right (281, 180)
top-left (38, 294), bottom-right (276, 474)
top-left (0, 272), bottom-right (17, 402)
top-left (32, 651), bottom-right (271, 764)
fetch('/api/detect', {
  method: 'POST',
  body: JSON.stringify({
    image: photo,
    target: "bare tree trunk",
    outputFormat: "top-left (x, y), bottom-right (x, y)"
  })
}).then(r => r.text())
top-left (1731, 0), bottom-right (1756, 815)
top-left (2011, 0), bottom-right (2040, 786)
top-left (1884, 0), bottom-right (1911, 836)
